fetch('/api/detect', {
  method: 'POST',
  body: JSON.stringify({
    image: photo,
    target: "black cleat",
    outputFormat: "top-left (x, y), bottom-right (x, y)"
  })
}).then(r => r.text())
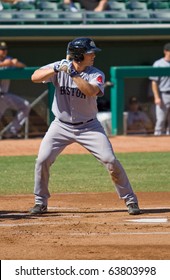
top-left (127, 203), bottom-right (141, 215)
top-left (29, 204), bottom-right (47, 214)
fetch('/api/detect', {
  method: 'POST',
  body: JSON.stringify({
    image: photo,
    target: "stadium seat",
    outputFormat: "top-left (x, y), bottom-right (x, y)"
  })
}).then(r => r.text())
top-left (36, 1), bottom-right (58, 10)
top-left (151, 10), bottom-right (170, 22)
top-left (13, 12), bottom-right (37, 24)
top-left (108, 0), bottom-right (129, 2)
top-left (62, 11), bottom-right (83, 23)
top-left (126, 1), bottom-right (147, 10)
top-left (109, 11), bottom-right (129, 23)
top-left (36, 10), bottom-right (63, 24)
top-left (86, 12), bottom-right (107, 24)
top-left (128, 10), bottom-right (151, 21)
top-left (57, 1), bottom-right (81, 11)
top-left (0, 11), bottom-right (13, 23)
top-left (1, 2), bottom-right (12, 10)
top-left (108, 1), bottom-right (126, 10)
top-left (147, 1), bottom-right (170, 10)
top-left (12, 2), bottom-right (36, 10)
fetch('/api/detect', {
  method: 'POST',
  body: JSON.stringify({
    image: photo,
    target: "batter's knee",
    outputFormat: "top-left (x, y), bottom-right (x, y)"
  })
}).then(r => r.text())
top-left (35, 153), bottom-right (56, 170)
top-left (105, 159), bottom-right (122, 184)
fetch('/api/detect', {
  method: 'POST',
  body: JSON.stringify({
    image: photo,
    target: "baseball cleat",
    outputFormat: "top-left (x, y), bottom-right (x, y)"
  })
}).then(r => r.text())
top-left (29, 204), bottom-right (47, 214)
top-left (127, 203), bottom-right (140, 215)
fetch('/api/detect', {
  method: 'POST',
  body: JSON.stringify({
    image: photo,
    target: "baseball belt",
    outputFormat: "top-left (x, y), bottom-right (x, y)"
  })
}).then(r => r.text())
top-left (59, 118), bottom-right (94, 126)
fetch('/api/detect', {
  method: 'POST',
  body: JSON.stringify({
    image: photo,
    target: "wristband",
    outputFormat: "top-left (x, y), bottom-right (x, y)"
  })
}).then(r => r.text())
top-left (69, 70), bottom-right (79, 78)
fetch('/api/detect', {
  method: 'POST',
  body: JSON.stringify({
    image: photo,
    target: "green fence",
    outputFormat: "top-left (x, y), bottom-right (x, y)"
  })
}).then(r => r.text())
top-left (0, 67), bottom-right (55, 123)
top-left (1, 66), bottom-right (170, 136)
top-left (110, 66), bottom-right (170, 135)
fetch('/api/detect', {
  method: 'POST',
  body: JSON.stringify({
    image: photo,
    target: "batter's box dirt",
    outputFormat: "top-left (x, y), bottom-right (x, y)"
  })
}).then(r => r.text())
top-left (0, 192), bottom-right (170, 260)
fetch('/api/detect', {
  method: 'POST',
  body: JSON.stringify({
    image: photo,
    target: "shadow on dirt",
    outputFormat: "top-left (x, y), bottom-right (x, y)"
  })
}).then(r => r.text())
top-left (0, 208), bottom-right (170, 220)
top-left (141, 208), bottom-right (170, 214)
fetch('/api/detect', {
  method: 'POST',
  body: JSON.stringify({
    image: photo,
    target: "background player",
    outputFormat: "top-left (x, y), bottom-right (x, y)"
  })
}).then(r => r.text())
top-left (127, 96), bottom-right (153, 134)
top-left (30, 37), bottom-right (140, 215)
top-left (0, 41), bottom-right (30, 138)
top-left (149, 42), bottom-right (170, 136)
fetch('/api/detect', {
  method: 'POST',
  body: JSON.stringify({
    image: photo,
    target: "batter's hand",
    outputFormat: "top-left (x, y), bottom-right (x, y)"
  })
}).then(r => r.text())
top-left (67, 62), bottom-right (79, 77)
top-left (54, 59), bottom-right (70, 73)
top-left (54, 60), bottom-right (79, 77)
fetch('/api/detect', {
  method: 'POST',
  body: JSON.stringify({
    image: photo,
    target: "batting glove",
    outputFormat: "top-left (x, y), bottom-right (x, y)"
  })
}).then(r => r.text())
top-left (67, 62), bottom-right (79, 78)
top-left (53, 59), bottom-right (70, 73)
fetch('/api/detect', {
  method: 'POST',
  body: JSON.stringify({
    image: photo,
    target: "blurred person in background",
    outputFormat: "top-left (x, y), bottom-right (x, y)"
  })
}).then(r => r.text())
top-left (0, 41), bottom-right (30, 139)
top-left (127, 96), bottom-right (153, 135)
top-left (149, 43), bottom-right (170, 136)
top-left (63, 0), bottom-right (110, 12)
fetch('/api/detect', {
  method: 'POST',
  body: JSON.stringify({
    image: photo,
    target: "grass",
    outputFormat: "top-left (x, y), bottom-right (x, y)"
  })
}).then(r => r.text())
top-left (0, 152), bottom-right (170, 195)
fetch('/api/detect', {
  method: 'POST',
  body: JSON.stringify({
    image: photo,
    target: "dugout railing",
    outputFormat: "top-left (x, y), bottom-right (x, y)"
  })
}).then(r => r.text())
top-left (1, 66), bottom-right (170, 138)
top-left (0, 67), bottom-right (54, 139)
top-left (110, 66), bottom-right (170, 135)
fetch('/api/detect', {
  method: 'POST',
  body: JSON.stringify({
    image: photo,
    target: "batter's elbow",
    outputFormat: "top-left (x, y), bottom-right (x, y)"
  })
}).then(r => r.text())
top-left (31, 73), bottom-right (40, 83)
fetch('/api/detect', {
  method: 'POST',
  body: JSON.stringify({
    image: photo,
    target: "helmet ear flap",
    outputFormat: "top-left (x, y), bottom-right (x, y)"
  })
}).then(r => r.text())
top-left (74, 53), bottom-right (84, 62)
top-left (68, 45), bottom-right (85, 62)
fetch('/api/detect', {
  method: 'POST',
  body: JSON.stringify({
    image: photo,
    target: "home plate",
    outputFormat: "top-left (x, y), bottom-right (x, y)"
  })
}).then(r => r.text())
top-left (127, 218), bottom-right (168, 223)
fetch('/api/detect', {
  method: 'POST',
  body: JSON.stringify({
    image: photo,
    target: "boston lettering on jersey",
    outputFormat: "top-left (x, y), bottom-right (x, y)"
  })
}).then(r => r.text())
top-left (60, 86), bottom-right (86, 99)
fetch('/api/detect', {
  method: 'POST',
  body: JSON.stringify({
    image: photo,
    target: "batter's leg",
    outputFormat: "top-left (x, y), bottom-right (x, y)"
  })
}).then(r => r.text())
top-left (76, 119), bottom-right (138, 206)
top-left (33, 119), bottom-right (74, 206)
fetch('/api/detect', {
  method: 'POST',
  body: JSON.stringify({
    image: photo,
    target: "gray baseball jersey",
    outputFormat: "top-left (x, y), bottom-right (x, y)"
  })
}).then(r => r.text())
top-left (149, 57), bottom-right (170, 135)
top-left (149, 58), bottom-right (170, 92)
top-left (33, 61), bottom-right (138, 208)
top-left (42, 61), bottom-right (105, 123)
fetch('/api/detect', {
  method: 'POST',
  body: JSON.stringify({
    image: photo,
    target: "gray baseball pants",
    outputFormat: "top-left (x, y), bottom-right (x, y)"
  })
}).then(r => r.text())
top-left (154, 93), bottom-right (170, 135)
top-left (34, 118), bottom-right (138, 206)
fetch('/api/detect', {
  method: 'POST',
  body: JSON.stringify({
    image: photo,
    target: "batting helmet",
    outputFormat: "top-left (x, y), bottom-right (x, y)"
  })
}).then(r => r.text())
top-left (67, 37), bottom-right (101, 62)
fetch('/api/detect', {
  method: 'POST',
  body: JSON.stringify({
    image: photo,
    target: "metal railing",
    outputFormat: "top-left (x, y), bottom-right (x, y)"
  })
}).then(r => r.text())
top-left (1, 67), bottom-right (170, 138)
top-left (0, 89), bottom-right (48, 139)
top-left (110, 66), bottom-right (170, 135)
top-left (0, 10), bottom-right (170, 24)
top-left (0, 67), bottom-right (54, 139)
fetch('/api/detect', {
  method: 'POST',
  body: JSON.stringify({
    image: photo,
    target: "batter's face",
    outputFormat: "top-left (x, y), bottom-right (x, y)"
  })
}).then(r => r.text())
top-left (73, 52), bottom-right (96, 70)
top-left (83, 52), bottom-right (96, 66)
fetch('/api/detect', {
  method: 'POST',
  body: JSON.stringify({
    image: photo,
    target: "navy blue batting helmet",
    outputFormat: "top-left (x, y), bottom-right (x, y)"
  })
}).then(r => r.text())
top-left (67, 37), bottom-right (101, 62)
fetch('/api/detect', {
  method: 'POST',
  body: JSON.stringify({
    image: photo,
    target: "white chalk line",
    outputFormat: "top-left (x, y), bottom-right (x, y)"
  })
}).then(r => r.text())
top-left (0, 216), bottom-right (169, 228)
top-left (57, 231), bottom-right (170, 236)
top-left (48, 206), bottom-right (170, 210)
top-left (127, 218), bottom-right (168, 223)
top-left (0, 220), bottom-right (170, 237)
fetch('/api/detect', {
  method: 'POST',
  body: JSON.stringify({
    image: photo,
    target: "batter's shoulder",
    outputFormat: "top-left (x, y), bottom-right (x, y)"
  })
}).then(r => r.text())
top-left (88, 66), bottom-right (104, 75)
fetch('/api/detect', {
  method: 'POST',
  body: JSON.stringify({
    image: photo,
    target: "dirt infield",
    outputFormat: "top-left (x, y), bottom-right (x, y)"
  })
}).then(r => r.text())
top-left (0, 136), bottom-right (170, 260)
top-left (0, 135), bottom-right (170, 156)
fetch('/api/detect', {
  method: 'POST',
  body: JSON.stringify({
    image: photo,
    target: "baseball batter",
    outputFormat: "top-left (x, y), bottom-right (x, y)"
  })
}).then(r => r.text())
top-left (150, 42), bottom-right (170, 135)
top-left (30, 37), bottom-right (140, 215)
